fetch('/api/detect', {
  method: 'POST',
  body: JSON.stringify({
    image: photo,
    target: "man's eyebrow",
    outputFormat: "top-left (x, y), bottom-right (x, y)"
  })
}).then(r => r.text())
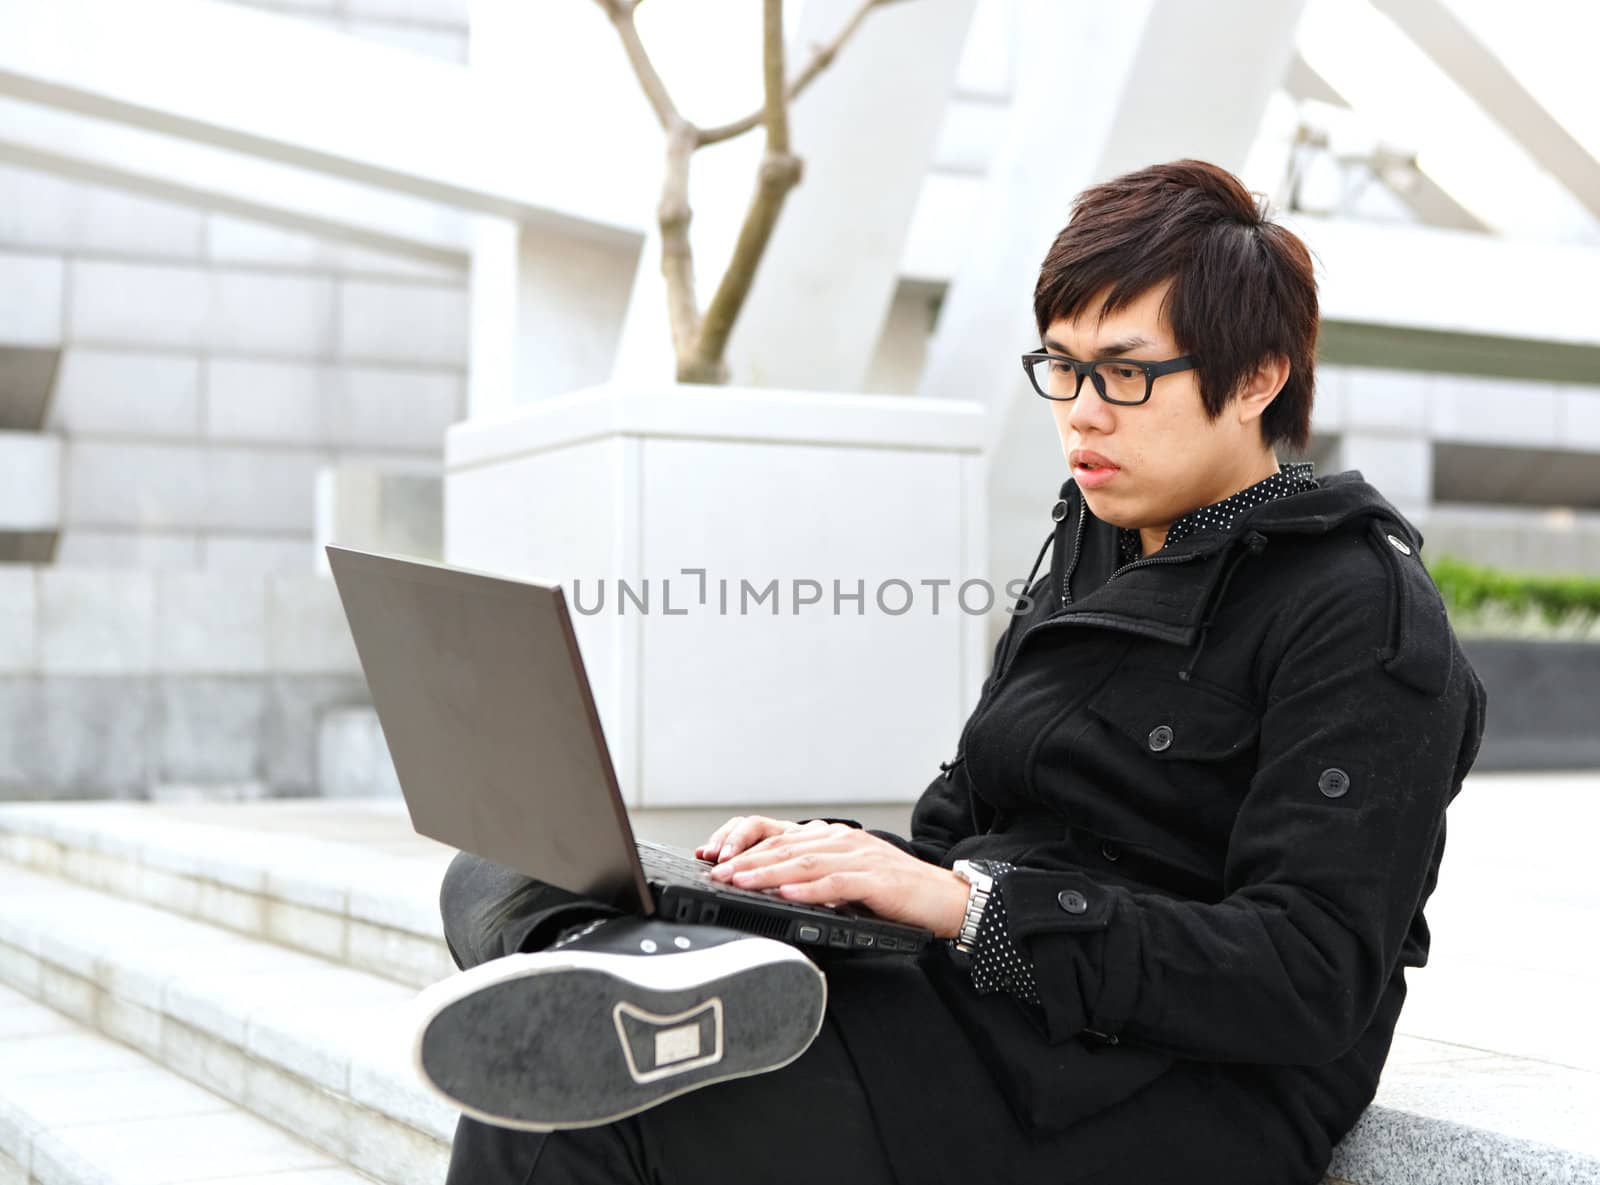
top-left (1042, 334), bottom-right (1155, 358)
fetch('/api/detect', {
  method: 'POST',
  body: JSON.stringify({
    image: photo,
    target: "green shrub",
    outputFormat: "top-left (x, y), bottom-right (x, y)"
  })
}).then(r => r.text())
top-left (1425, 553), bottom-right (1600, 630)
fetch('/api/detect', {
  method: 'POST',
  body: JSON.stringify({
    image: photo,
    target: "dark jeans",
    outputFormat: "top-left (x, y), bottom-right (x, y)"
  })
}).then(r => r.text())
top-left (436, 851), bottom-right (1348, 1185)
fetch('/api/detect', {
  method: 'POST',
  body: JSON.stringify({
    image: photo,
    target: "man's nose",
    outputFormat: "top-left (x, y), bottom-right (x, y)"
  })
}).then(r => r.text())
top-left (1066, 376), bottom-right (1115, 432)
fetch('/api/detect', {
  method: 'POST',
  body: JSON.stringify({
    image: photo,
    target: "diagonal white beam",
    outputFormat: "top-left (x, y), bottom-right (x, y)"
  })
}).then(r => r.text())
top-left (0, 0), bottom-right (644, 242)
top-left (719, 0), bottom-right (979, 392)
top-left (1370, 0), bottom-right (1600, 225)
top-left (0, 97), bottom-right (471, 265)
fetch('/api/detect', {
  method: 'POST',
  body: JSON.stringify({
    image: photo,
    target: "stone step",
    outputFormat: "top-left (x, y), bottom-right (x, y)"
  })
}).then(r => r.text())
top-left (0, 982), bottom-right (380, 1185)
top-left (0, 801), bottom-right (454, 989)
top-left (0, 863), bottom-right (452, 1185)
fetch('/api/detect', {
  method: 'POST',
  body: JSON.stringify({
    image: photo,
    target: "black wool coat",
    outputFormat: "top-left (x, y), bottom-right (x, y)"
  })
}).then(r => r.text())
top-left (819, 467), bottom-right (1490, 1182)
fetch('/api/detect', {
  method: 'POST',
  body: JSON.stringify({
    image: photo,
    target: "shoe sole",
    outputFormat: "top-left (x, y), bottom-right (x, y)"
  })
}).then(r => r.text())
top-left (411, 939), bottom-right (827, 1131)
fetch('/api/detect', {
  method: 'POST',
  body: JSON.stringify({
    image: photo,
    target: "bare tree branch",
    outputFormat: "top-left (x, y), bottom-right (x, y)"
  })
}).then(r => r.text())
top-left (761, 0), bottom-right (790, 155)
top-left (593, 0), bottom-right (680, 130)
top-left (684, 0), bottom-right (803, 379)
top-left (598, 0), bottom-right (882, 381)
top-left (696, 0), bottom-right (882, 147)
top-left (658, 123), bottom-right (701, 364)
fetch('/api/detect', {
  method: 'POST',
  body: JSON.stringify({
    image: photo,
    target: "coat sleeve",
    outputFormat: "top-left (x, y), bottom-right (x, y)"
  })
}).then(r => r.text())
top-left (1000, 562), bottom-right (1489, 1065)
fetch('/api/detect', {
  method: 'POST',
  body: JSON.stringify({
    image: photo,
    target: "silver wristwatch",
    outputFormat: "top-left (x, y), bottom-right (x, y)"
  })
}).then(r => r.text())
top-left (951, 859), bottom-right (996, 954)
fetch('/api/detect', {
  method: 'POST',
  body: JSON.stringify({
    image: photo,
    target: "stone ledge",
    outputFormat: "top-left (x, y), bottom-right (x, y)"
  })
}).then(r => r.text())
top-left (1330, 1103), bottom-right (1600, 1184)
top-left (1325, 1031), bottom-right (1600, 1184)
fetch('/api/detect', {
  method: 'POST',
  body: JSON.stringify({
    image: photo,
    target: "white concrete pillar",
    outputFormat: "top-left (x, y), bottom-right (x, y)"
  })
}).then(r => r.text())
top-left (915, 0), bottom-right (1308, 616)
top-left (467, 215), bottom-right (519, 419)
top-left (1332, 365), bottom-right (1435, 521)
top-left (1336, 433), bottom-right (1432, 520)
top-left (719, 0), bottom-right (978, 392)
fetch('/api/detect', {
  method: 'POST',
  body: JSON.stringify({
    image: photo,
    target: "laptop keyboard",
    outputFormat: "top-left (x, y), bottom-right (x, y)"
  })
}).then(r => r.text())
top-left (636, 840), bottom-right (716, 882)
top-left (636, 840), bottom-right (811, 905)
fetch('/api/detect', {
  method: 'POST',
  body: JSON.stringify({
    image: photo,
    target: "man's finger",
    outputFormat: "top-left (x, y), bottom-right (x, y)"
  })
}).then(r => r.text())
top-left (727, 849), bottom-right (841, 890)
top-left (717, 815), bottom-right (790, 861)
top-left (695, 816), bottom-right (744, 859)
top-left (719, 818), bottom-right (767, 861)
top-left (777, 872), bottom-right (865, 905)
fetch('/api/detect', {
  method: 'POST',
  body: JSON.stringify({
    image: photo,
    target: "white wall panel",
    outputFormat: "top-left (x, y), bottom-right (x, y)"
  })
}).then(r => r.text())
top-left (204, 358), bottom-right (324, 443)
top-left (0, 253), bottom-right (64, 346)
top-left (37, 570), bottom-right (156, 674)
top-left (63, 441), bottom-right (208, 529)
top-left (51, 349), bottom-right (201, 438)
top-left (337, 280), bottom-right (467, 366)
top-left (0, 567), bottom-right (37, 673)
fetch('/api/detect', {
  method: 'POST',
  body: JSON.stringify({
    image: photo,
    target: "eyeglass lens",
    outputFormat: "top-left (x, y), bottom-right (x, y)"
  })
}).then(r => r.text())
top-left (1028, 358), bottom-right (1149, 403)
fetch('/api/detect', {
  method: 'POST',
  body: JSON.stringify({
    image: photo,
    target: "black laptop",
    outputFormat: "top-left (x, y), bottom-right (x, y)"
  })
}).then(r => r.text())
top-left (325, 546), bottom-right (930, 957)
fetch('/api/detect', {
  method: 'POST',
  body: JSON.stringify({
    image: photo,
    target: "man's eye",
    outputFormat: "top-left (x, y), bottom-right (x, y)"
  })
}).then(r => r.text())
top-left (1049, 360), bottom-right (1074, 374)
top-left (1108, 365), bottom-right (1141, 380)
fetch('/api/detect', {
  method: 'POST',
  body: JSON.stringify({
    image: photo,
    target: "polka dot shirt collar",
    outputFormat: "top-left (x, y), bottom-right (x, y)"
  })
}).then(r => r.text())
top-left (1117, 461), bottom-right (1318, 567)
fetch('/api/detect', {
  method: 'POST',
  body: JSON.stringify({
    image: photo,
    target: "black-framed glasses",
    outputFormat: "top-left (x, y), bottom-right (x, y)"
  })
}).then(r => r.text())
top-left (1020, 350), bottom-right (1200, 405)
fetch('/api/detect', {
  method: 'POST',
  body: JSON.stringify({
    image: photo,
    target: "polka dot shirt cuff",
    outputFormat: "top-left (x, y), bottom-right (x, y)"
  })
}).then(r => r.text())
top-left (966, 861), bottom-right (1042, 1007)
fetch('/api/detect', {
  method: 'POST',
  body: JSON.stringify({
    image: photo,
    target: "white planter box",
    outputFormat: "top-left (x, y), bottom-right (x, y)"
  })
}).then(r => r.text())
top-left (445, 384), bottom-right (989, 808)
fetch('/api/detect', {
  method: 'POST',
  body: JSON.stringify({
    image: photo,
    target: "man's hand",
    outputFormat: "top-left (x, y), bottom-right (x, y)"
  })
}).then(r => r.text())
top-left (706, 822), bottom-right (969, 939)
top-left (693, 815), bottom-right (819, 863)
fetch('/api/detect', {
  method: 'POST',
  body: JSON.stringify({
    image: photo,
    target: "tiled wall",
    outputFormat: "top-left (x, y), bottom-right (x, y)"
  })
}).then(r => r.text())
top-left (0, 566), bottom-right (369, 800)
top-left (0, 0), bottom-right (470, 577)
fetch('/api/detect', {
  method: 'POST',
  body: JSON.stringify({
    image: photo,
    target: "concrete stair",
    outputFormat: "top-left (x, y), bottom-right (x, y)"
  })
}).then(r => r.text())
top-left (0, 801), bottom-right (457, 1185)
top-left (0, 983), bottom-right (378, 1185)
top-left (0, 801), bottom-right (454, 990)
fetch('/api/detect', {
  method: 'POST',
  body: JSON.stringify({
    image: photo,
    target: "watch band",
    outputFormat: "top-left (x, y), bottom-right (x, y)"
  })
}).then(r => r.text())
top-left (951, 859), bottom-right (995, 954)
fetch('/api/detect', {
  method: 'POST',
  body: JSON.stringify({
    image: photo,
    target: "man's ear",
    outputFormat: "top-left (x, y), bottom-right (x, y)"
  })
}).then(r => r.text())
top-left (1236, 354), bottom-right (1291, 424)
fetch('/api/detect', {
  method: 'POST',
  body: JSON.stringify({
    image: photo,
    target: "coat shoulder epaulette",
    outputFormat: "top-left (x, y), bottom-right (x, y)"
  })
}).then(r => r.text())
top-left (1360, 516), bottom-right (1454, 698)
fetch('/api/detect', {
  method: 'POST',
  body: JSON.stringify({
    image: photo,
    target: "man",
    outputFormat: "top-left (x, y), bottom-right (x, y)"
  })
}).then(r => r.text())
top-left (425, 159), bottom-right (1488, 1184)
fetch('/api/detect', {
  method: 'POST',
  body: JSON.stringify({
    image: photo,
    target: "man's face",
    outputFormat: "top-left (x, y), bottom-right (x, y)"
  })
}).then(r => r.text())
top-left (1042, 280), bottom-right (1278, 550)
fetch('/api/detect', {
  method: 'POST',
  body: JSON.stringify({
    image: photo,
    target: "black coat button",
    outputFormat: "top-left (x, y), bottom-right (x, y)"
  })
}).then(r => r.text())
top-left (1318, 768), bottom-right (1350, 798)
top-left (1148, 725), bottom-right (1173, 752)
top-left (1052, 499), bottom-right (1068, 522)
top-left (1057, 889), bottom-right (1089, 914)
top-left (1100, 841), bottom-right (1121, 862)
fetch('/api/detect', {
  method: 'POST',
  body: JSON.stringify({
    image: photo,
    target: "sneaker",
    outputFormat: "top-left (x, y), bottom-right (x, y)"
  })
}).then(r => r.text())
top-left (411, 915), bottom-right (827, 1130)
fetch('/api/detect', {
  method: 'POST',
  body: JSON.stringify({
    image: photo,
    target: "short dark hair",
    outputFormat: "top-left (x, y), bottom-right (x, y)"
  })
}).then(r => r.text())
top-left (1033, 159), bottom-right (1317, 453)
